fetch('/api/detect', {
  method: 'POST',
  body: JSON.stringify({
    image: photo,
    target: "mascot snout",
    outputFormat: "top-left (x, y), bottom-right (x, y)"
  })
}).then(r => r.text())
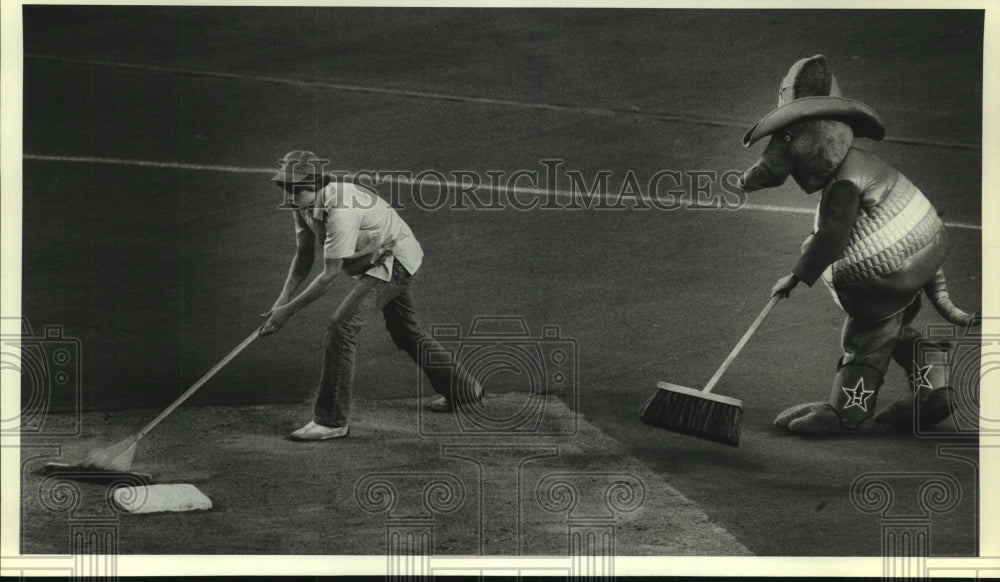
top-left (739, 158), bottom-right (787, 192)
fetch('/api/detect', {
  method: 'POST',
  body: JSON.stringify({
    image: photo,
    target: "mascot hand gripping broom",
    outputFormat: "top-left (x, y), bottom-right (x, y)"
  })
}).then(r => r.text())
top-left (738, 54), bottom-right (979, 435)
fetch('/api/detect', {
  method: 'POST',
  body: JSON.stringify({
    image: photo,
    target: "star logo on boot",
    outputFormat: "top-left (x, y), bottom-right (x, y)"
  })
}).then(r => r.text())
top-left (842, 377), bottom-right (875, 412)
top-left (909, 364), bottom-right (934, 392)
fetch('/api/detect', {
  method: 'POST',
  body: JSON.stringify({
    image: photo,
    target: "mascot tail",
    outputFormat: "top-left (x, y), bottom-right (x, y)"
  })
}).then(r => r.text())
top-left (924, 268), bottom-right (980, 327)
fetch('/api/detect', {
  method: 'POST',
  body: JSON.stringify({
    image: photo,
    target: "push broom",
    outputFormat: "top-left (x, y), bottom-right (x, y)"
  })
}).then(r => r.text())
top-left (46, 326), bottom-right (262, 477)
top-left (640, 295), bottom-right (781, 446)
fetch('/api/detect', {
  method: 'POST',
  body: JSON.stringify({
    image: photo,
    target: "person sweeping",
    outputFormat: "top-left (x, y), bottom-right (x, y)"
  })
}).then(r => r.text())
top-left (261, 150), bottom-right (481, 440)
top-left (737, 55), bottom-right (978, 435)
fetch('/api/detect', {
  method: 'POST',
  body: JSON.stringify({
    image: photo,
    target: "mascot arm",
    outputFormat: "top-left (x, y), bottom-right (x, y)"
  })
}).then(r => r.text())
top-left (792, 179), bottom-right (861, 286)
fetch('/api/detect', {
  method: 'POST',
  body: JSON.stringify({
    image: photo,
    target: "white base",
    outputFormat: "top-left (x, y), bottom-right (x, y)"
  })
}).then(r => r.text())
top-left (113, 484), bottom-right (212, 514)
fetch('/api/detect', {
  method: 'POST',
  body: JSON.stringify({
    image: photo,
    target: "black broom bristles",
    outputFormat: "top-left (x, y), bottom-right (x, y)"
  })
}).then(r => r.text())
top-left (640, 382), bottom-right (742, 447)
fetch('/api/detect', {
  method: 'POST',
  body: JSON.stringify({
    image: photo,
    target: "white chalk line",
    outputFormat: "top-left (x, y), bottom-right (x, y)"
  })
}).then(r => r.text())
top-left (25, 54), bottom-right (982, 151)
top-left (24, 54), bottom-right (738, 130)
top-left (23, 153), bottom-right (982, 232)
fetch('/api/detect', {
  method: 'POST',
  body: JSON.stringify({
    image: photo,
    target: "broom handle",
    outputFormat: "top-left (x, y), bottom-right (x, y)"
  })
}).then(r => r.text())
top-left (135, 326), bottom-right (262, 439)
top-left (703, 295), bottom-right (781, 394)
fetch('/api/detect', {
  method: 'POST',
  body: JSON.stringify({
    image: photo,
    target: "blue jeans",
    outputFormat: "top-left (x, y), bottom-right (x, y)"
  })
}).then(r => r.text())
top-left (313, 261), bottom-right (471, 427)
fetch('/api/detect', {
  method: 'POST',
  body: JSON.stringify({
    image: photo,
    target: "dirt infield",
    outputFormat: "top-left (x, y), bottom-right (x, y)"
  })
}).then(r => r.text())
top-left (22, 395), bottom-right (752, 556)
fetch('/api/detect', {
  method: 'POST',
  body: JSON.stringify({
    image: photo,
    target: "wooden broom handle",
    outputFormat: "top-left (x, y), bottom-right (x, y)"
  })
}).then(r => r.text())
top-left (136, 326), bottom-right (262, 439)
top-left (703, 295), bottom-right (781, 394)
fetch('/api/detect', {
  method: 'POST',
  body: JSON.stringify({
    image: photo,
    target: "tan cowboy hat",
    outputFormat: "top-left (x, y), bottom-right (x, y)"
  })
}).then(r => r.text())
top-left (742, 54), bottom-right (885, 147)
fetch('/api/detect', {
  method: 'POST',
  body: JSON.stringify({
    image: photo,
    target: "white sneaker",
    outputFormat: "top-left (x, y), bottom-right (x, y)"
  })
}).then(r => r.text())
top-left (425, 396), bottom-right (453, 413)
top-left (289, 421), bottom-right (349, 441)
top-left (425, 382), bottom-right (485, 413)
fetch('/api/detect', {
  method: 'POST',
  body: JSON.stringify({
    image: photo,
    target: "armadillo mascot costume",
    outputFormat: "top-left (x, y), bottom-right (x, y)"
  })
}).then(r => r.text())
top-left (738, 55), bottom-right (979, 435)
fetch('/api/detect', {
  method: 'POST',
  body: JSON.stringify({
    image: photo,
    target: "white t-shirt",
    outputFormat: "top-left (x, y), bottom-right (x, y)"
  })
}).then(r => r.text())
top-left (294, 181), bottom-right (423, 280)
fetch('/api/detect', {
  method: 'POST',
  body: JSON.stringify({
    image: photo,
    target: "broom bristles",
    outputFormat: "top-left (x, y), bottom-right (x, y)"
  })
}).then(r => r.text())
top-left (83, 435), bottom-right (139, 472)
top-left (640, 382), bottom-right (742, 447)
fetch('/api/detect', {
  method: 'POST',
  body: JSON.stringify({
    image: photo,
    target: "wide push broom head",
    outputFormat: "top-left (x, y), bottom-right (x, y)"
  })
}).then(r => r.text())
top-left (640, 381), bottom-right (743, 446)
top-left (82, 434), bottom-right (140, 472)
top-left (42, 434), bottom-right (150, 483)
top-left (43, 434), bottom-right (140, 476)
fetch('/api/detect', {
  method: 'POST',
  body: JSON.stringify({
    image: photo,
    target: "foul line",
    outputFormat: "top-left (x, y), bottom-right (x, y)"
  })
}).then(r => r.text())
top-left (22, 154), bottom-right (982, 232)
top-left (24, 54), bottom-right (982, 151)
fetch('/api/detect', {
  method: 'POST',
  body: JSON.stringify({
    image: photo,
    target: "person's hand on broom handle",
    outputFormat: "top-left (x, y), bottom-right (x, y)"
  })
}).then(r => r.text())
top-left (702, 294), bottom-right (782, 394)
top-left (260, 305), bottom-right (292, 336)
top-left (260, 297), bottom-right (288, 319)
top-left (771, 273), bottom-right (800, 298)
